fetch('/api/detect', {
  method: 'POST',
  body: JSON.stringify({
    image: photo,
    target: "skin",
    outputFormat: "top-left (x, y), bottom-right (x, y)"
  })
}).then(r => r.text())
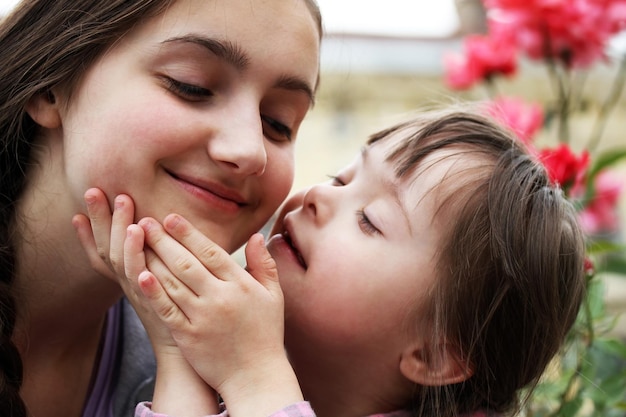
top-left (79, 133), bottom-right (473, 417)
top-left (16, 0), bottom-right (320, 416)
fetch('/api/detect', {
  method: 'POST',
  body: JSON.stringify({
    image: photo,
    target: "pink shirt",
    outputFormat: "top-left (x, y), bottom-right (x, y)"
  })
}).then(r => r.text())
top-left (135, 401), bottom-right (414, 417)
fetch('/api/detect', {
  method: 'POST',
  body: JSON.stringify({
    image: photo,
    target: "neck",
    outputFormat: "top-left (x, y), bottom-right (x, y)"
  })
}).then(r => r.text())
top-left (13, 199), bottom-right (122, 354)
top-left (287, 339), bottom-right (411, 417)
top-left (12, 179), bottom-right (122, 417)
top-left (12, 139), bottom-right (122, 351)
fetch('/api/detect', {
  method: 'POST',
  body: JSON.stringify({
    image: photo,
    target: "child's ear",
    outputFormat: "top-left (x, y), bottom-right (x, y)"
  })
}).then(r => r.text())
top-left (399, 343), bottom-right (473, 386)
top-left (25, 89), bottom-right (61, 128)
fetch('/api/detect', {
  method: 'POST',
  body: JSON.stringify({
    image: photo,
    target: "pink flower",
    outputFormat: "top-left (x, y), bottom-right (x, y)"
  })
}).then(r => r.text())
top-left (484, 97), bottom-right (544, 144)
top-left (444, 34), bottom-right (518, 90)
top-left (578, 170), bottom-right (624, 234)
top-left (484, 0), bottom-right (626, 68)
top-left (537, 144), bottom-right (590, 189)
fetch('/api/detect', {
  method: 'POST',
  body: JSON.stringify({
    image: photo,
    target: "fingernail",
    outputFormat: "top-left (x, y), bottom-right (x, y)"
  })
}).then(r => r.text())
top-left (114, 195), bottom-right (124, 210)
top-left (139, 218), bottom-right (153, 232)
top-left (167, 214), bottom-right (181, 228)
top-left (85, 193), bottom-right (96, 207)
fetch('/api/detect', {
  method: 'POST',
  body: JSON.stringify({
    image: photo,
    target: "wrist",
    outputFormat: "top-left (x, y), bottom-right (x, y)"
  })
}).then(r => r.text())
top-left (152, 352), bottom-right (220, 416)
top-left (219, 355), bottom-right (303, 417)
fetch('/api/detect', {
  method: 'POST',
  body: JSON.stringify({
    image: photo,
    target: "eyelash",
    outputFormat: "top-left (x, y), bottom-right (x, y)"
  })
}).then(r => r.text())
top-left (328, 175), bottom-right (381, 236)
top-left (261, 115), bottom-right (293, 143)
top-left (163, 77), bottom-right (212, 100)
top-left (328, 175), bottom-right (343, 185)
top-left (357, 209), bottom-right (380, 235)
top-left (163, 77), bottom-right (292, 143)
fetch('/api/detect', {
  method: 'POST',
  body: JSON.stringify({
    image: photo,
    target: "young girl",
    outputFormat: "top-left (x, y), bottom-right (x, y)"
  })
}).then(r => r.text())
top-left (0, 0), bottom-right (321, 416)
top-left (81, 108), bottom-right (587, 417)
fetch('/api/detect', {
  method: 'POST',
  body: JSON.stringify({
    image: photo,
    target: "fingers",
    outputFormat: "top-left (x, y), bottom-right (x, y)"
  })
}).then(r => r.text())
top-left (81, 188), bottom-right (136, 281)
top-left (137, 270), bottom-right (191, 326)
top-left (83, 188), bottom-right (113, 264)
top-left (244, 233), bottom-right (280, 290)
top-left (137, 218), bottom-right (206, 320)
top-left (72, 213), bottom-right (116, 280)
top-left (140, 214), bottom-right (235, 295)
top-left (110, 194), bottom-right (135, 273)
top-left (124, 224), bottom-right (148, 284)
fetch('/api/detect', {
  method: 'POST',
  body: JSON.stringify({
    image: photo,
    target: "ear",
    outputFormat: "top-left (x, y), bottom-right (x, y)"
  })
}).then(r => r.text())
top-left (399, 343), bottom-right (473, 386)
top-left (25, 89), bottom-right (61, 128)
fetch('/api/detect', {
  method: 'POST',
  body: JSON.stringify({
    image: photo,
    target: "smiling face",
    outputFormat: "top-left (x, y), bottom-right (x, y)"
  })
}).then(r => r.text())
top-left (266, 131), bottom-right (466, 409)
top-left (56, 0), bottom-right (320, 253)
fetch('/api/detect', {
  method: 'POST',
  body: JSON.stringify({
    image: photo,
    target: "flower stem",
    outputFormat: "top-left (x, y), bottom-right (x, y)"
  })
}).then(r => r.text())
top-left (586, 55), bottom-right (626, 153)
top-left (546, 281), bottom-right (595, 417)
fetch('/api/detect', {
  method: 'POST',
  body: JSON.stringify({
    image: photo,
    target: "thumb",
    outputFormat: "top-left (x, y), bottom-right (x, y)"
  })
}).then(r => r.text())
top-left (244, 233), bottom-right (279, 289)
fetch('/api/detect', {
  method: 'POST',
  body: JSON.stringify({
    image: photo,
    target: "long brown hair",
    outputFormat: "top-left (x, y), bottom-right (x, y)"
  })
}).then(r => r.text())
top-left (0, 1), bottom-right (321, 416)
top-left (368, 108), bottom-right (586, 416)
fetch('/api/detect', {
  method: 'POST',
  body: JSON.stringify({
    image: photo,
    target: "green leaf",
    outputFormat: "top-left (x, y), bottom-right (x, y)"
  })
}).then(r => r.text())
top-left (586, 240), bottom-right (626, 255)
top-left (601, 256), bottom-right (626, 275)
top-left (594, 338), bottom-right (626, 360)
top-left (588, 148), bottom-right (626, 180)
top-left (559, 397), bottom-right (584, 417)
top-left (583, 148), bottom-right (626, 202)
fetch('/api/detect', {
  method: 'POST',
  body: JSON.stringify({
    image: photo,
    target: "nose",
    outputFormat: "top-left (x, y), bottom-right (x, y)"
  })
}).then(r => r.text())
top-left (302, 184), bottom-right (333, 224)
top-left (207, 108), bottom-right (267, 177)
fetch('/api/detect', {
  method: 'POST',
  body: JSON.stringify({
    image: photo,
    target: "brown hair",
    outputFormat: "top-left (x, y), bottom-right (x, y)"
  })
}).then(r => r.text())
top-left (0, 1), bottom-right (321, 416)
top-left (368, 108), bottom-right (586, 416)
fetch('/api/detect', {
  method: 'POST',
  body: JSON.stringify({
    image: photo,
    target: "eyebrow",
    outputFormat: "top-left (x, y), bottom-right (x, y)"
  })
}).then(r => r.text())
top-left (361, 146), bottom-right (413, 235)
top-left (162, 35), bottom-right (315, 105)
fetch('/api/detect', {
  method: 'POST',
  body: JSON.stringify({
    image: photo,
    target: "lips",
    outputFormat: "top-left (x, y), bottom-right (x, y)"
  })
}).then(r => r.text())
top-left (283, 231), bottom-right (306, 269)
top-left (167, 169), bottom-right (248, 212)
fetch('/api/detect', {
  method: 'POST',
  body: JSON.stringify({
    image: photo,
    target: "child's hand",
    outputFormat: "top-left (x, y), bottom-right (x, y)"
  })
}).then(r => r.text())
top-left (137, 214), bottom-right (303, 416)
top-left (72, 189), bottom-right (177, 353)
top-left (74, 189), bottom-right (219, 415)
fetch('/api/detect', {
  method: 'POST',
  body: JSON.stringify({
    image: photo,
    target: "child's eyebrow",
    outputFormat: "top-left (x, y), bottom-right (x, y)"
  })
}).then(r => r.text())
top-left (162, 35), bottom-right (315, 105)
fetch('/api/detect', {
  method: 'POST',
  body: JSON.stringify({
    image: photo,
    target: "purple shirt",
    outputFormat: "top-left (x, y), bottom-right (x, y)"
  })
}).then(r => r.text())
top-left (82, 302), bottom-right (121, 417)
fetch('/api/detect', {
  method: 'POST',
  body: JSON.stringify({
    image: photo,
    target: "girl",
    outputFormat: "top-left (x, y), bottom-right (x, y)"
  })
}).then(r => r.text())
top-left (0, 0), bottom-right (322, 416)
top-left (81, 109), bottom-right (587, 416)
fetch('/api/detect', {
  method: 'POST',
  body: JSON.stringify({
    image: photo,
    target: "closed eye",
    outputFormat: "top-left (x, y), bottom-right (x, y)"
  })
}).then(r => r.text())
top-left (261, 115), bottom-right (292, 143)
top-left (357, 209), bottom-right (381, 235)
top-left (162, 76), bottom-right (213, 101)
top-left (327, 175), bottom-right (344, 186)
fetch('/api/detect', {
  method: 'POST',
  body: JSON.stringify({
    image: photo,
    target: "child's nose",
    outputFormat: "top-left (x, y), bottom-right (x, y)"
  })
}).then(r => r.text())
top-left (303, 184), bottom-right (333, 224)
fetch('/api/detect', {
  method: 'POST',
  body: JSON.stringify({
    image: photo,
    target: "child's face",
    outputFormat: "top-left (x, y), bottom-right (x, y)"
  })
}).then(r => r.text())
top-left (59, 0), bottom-right (320, 253)
top-left (267, 134), bottom-right (456, 377)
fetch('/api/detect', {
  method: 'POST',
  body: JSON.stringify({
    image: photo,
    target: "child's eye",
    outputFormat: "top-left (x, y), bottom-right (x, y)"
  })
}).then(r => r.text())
top-left (261, 115), bottom-right (293, 143)
top-left (356, 209), bottom-right (381, 235)
top-left (163, 77), bottom-right (213, 101)
top-left (327, 175), bottom-right (345, 186)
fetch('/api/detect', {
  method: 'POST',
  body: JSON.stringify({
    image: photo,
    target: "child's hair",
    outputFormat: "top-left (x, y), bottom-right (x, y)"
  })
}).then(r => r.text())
top-left (0, 1), bottom-right (321, 416)
top-left (368, 108), bottom-right (586, 416)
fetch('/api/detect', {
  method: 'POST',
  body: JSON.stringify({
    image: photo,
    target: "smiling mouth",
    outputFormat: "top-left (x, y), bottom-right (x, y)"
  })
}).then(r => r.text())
top-left (283, 230), bottom-right (307, 269)
top-left (167, 170), bottom-right (247, 208)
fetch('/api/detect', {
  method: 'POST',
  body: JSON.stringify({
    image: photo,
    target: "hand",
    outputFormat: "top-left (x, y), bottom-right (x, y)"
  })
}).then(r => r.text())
top-left (74, 190), bottom-right (219, 415)
top-left (72, 189), bottom-right (177, 352)
top-left (137, 214), bottom-right (303, 416)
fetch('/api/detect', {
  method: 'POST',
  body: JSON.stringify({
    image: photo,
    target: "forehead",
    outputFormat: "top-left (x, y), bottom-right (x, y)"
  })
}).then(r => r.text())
top-left (122, 0), bottom-right (321, 82)
top-left (371, 131), bottom-right (490, 222)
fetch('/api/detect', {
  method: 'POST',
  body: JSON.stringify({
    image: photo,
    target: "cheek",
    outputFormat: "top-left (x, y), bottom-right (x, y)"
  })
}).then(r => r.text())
top-left (261, 146), bottom-right (295, 212)
top-left (63, 95), bottom-right (185, 192)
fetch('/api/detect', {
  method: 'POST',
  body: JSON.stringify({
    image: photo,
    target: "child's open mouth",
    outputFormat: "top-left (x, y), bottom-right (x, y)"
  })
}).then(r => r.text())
top-left (283, 230), bottom-right (307, 269)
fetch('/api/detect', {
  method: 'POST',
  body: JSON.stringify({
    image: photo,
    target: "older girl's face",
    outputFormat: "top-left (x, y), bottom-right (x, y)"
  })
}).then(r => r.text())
top-left (60, 0), bottom-right (320, 253)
